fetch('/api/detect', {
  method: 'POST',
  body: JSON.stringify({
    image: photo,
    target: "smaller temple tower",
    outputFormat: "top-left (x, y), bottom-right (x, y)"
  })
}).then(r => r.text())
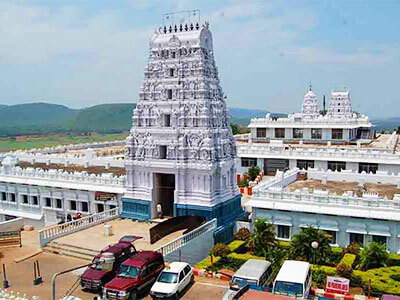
top-left (328, 89), bottom-right (353, 118)
top-left (301, 85), bottom-right (319, 119)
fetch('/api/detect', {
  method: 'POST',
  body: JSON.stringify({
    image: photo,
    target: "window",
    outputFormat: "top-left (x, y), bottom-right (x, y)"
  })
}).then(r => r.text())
top-left (167, 89), bottom-right (173, 99)
top-left (183, 265), bottom-right (191, 276)
top-left (169, 68), bottom-right (175, 77)
top-left (179, 271), bottom-right (185, 282)
top-left (328, 161), bottom-right (346, 172)
top-left (164, 114), bottom-right (171, 127)
top-left (293, 128), bottom-right (303, 139)
top-left (256, 128), bottom-right (266, 138)
top-left (22, 195), bottom-right (28, 204)
top-left (1, 192), bottom-right (6, 201)
top-left (159, 145), bottom-right (167, 159)
top-left (96, 203), bottom-right (104, 213)
top-left (297, 160), bottom-right (314, 170)
top-left (324, 230), bottom-right (337, 245)
top-left (275, 128), bottom-right (285, 138)
top-left (70, 200), bottom-right (77, 211)
top-left (56, 199), bottom-right (62, 209)
top-left (241, 157), bottom-right (257, 167)
top-left (350, 233), bottom-right (364, 245)
top-left (9, 193), bottom-right (16, 202)
top-left (311, 128), bottom-right (322, 139)
top-left (277, 225), bottom-right (290, 240)
top-left (359, 163), bottom-right (378, 174)
top-left (32, 196), bottom-right (39, 206)
top-left (171, 52), bottom-right (176, 59)
top-left (332, 129), bottom-right (343, 140)
top-left (45, 197), bottom-right (52, 207)
top-left (372, 235), bottom-right (387, 245)
top-left (81, 202), bottom-right (89, 212)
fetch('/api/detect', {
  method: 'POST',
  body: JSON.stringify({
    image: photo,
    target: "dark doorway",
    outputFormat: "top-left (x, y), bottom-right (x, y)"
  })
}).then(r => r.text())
top-left (264, 159), bottom-right (289, 175)
top-left (154, 173), bottom-right (175, 217)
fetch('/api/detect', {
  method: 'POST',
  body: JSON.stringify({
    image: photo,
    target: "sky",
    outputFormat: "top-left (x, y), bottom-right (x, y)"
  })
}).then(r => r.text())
top-left (0, 0), bottom-right (399, 118)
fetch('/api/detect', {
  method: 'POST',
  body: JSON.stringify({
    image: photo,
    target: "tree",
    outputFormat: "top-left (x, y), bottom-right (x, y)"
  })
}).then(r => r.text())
top-left (247, 165), bottom-right (261, 181)
top-left (230, 123), bottom-right (240, 135)
top-left (290, 227), bottom-right (332, 265)
top-left (248, 217), bottom-right (277, 256)
top-left (359, 241), bottom-right (388, 270)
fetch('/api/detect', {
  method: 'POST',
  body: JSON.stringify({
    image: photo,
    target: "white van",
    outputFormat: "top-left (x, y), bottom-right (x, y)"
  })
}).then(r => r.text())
top-left (272, 260), bottom-right (312, 299)
top-left (222, 259), bottom-right (272, 300)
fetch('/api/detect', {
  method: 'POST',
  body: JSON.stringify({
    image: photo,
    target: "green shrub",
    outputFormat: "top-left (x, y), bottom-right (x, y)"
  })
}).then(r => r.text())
top-left (247, 166), bottom-right (261, 181)
top-left (227, 240), bottom-right (246, 252)
top-left (388, 253), bottom-right (400, 266)
top-left (238, 179), bottom-right (249, 188)
top-left (195, 255), bottom-right (221, 270)
top-left (227, 252), bottom-right (265, 265)
top-left (311, 265), bottom-right (337, 276)
top-left (331, 247), bottom-right (344, 265)
top-left (336, 263), bottom-right (353, 278)
top-left (355, 267), bottom-right (400, 296)
top-left (340, 253), bottom-right (356, 268)
top-left (312, 269), bottom-right (326, 288)
top-left (212, 243), bottom-right (231, 258)
top-left (278, 240), bottom-right (291, 249)
top-left (234, 228), bottom-right (251, 241)
top-left (360, 242), bottom-right (388, 270)
top-left (343, 242), bottom-right (361, 256)
top-left (390, 274), bottom-right (400, 282)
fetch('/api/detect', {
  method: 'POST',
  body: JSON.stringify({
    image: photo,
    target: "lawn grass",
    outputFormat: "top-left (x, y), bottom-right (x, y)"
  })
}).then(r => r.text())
top-left (0, 132), bottom-right (129, 152)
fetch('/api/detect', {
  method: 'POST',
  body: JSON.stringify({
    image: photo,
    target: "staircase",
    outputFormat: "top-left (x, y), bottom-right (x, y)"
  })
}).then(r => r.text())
top-left (43, 240), bottom-right (100, 261)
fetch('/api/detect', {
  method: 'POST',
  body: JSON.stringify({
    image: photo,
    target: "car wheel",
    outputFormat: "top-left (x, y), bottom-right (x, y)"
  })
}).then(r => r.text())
top-left (174, 293), bottom-right (179, 300)
top-left (128, 291), bottom-right (137, 300)
top-left (191, 274), bottom-right (195, 282)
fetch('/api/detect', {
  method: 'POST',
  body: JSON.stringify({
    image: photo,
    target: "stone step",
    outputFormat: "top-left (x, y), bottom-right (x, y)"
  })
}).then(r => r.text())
top-left (44, 241), bottom-right (101, 261)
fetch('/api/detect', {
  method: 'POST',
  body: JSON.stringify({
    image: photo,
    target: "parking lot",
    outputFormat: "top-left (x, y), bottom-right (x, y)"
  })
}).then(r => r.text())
top-left (0, 231), bottom-right (229, 299)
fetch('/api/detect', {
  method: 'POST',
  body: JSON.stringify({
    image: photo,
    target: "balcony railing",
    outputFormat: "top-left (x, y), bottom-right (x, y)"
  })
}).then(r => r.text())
top-left (38, 208), bottom-right (119, 248)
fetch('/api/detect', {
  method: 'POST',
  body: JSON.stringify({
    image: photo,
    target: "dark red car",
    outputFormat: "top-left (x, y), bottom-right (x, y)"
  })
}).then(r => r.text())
top-left (102, 251), bottom-right (164, 300)
top-left (80, 236), bottom-right (139, 291)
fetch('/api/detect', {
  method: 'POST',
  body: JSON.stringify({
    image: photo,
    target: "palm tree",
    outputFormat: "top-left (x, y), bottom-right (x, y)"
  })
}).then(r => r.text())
top-left (359, 241), bottom-right (388, 270)
top-left (290, 226), bottom-right (332, 264)
top-left (248, 217), bottom-right (277, 256)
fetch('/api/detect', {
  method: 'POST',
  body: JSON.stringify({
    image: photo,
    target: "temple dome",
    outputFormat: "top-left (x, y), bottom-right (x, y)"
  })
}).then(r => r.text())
top-left (301, 88), bottom-right (319, 119)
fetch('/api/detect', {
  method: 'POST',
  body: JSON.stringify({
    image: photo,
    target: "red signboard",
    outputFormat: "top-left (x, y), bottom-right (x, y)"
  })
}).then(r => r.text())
top-left (326, 276), bottom-right (350, 294)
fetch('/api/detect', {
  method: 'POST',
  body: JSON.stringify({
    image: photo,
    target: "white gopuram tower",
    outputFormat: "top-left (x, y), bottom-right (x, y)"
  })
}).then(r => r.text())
top-left (301, 85), bottom-right (319, 119)
top-left (328, 89), bottom-right (353, 118)
top-left (122, 17), bottom-right (245, 240)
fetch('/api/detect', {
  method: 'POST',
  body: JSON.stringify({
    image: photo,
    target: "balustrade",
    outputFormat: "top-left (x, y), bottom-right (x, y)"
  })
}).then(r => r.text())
top-left (38, 208), bottom-right (119, 248)
top-left (155, 218), bottom-right (217, 256)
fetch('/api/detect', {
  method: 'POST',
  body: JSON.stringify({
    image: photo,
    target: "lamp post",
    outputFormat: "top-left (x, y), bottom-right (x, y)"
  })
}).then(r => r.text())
top-left (311, 241), bottom-right (319, 264)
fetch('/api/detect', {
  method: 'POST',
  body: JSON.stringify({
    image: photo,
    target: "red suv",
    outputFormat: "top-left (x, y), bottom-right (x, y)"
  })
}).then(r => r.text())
top-left (102, 251), bottom-right (164, 300)
top-left (80, 236), bottom-right (139, 291)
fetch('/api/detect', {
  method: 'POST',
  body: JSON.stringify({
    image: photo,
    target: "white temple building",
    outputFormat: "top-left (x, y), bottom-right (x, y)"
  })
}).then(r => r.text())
top-left (122, 21), bottom-right (246, 241)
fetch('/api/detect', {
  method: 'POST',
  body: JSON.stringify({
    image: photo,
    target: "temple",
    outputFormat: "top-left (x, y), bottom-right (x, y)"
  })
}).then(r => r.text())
top-left (122, 21), bottom-right (246, 241)
top-left (248, 87), bottom-right (372, 143)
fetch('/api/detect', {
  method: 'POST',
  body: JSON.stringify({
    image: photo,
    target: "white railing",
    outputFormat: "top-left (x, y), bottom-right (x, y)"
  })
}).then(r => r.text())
top-left (236, 143), bottom-right (400, 164)
top-left (307, 168), bottom-right (400, 185)
top-left (0, 166), bottom-right (126, 188)
top-left (252, 189), bottom-right (400, 211)
top-left (155, 218), bottom-right (217, 257)
top-left (38, 208), bottom-right (119, 248)
top-left (254, 168), bottom-right (299, 192)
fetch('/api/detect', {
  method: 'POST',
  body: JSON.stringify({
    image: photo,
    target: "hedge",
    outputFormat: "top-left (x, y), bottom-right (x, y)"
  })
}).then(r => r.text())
top-left (339, 253), bottom-right (356, 268)
top-left (311, 265), bottom-right (337, 276)
top-left (228, 240), bottom-right (246, 252)
top-left (195, 255), bottom-right (222, 270)
top-left (388, 253), bottom-right (400, 267)
top-left (278, 241), bottom-right (291, 249)
top-left (227, 252), bottom-right (265, 262)
top-left (354, 267), bottom-right (400, 296)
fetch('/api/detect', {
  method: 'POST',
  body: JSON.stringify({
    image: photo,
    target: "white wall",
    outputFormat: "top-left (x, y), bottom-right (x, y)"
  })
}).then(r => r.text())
top-left (0, 218), bottom-right (24, 232)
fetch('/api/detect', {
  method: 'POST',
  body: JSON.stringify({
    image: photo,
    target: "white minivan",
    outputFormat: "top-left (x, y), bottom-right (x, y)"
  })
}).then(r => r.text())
top-left (273, 260), bottom-right (312, 299)
top-left (222, 259), bottom-right (272, 300)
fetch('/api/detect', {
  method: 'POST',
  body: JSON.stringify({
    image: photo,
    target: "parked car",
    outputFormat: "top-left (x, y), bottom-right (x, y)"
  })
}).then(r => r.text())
top-left (222, 259), bottom-right (272, 300)
top-left (80, 236), bottom-right (139, 291)
top-left (102, 251), bottom-right (165, 300)
top-left (272, 260), bottom-right (312, 299)
top-left (150, 262), bottom-right (194, 299)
